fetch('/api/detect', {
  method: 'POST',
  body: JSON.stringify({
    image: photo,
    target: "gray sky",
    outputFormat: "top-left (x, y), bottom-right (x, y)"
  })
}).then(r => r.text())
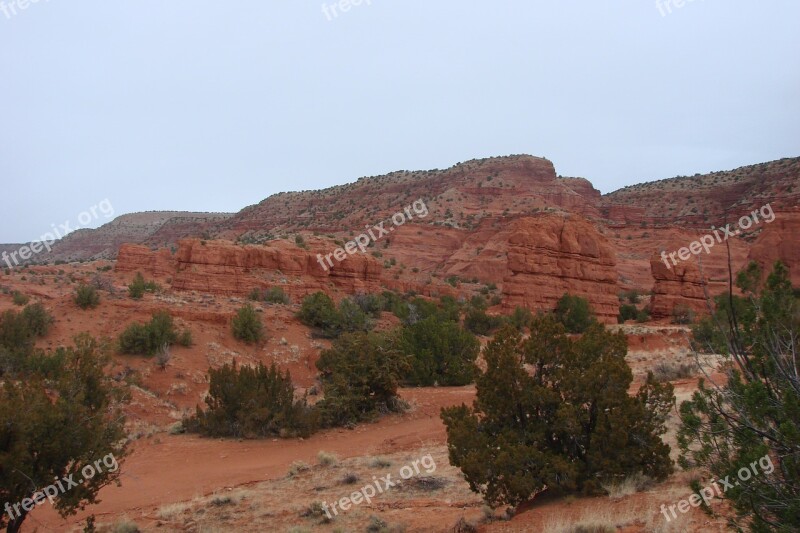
top-left (1, 0), bottom-right (798, 242)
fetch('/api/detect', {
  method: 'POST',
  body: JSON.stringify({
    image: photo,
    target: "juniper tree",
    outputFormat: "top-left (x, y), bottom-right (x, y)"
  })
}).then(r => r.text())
top-left (441, 316), bottom-right (673, 507)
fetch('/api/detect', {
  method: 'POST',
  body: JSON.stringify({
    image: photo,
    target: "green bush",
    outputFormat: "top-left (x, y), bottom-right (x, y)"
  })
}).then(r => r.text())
top-left (509, 306), bottom-right (533, 332)
top-left (464, 308), bottom-right (504, 336)
top-left (12, 291), bottom-right (29, 306)
top-left (231, 304), bottom-right (264, 343)
top-left (618, 304), bottom-right (638, 323)
top-left (185, 362), bottom-right (317, 438)
top-left (75, 284), bottom-right (101, 309)
top-left (442, 319), bottom-right (674, 506)
top-left (20, 303), bottom-right (53, 337)
top-left (353, 293), bottom-right (385, 318)
top-left (554, 293), bottom-right (595, 333)
top-left (127, 272), bottom-right (160, 299)
top-left (297, 293), bottom-right (372, 338)
top-left (119, 311), bottom-right (178, 356)
top-left (298, 292), bottom-right (339, 333)
top-left (397, 316), bottom-right (479, 386)
top-left (315, 333), bottom-right (410, 427)
top-left (264, 286), bottom-right (290, 304)
top-left (177, 329), bottom-right (193, 347)
top-left (636, 308), bottom-right (651, 323)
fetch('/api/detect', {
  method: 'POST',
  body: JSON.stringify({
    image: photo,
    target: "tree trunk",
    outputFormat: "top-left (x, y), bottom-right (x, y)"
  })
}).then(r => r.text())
top-left (6, 510), bottom-right (27, 533)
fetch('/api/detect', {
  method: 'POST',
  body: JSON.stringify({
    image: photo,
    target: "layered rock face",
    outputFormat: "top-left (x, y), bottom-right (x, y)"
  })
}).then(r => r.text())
top-left (649, 253), bottom-right (718, 319)
top-left (500, 215), bottom-right (619, 323)
top-left (115, 238), bottom-right (382, 298)
top-left (748, 208), bottom-right (800, 286)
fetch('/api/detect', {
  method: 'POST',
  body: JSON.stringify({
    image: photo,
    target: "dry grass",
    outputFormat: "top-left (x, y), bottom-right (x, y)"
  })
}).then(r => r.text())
top-left (542, 500), bottom-right (644, 533)
top-left (602, 472), bottom-right (654, 499)
top-left (317, 450), bottom-right (339, 466)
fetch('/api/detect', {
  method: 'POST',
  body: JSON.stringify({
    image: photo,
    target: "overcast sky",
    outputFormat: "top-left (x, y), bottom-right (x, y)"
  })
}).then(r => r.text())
top-left (1, 0), bottom-right (798, 242)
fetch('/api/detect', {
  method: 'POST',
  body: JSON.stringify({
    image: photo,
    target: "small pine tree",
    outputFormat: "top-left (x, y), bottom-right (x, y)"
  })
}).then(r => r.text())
top-left (231, 304), bottom-right (263, 343)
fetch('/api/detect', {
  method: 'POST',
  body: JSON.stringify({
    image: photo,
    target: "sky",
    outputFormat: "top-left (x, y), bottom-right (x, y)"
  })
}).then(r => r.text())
top-left (1, 0), bottom-right (798, 242)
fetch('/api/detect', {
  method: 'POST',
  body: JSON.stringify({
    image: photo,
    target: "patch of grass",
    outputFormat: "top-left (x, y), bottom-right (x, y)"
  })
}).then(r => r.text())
top-left (601, 472), bottom-right (653, 499)
top-left (369, 456), bottom-right (392, 468)
top-left (111, 520), bottom-right (140, 533)
top-left (288, 461), bottom-right (311, 477)
top-left (317, 451), bottom-right (338, 466)
top-left (157, 502), bottom-right (192, 520)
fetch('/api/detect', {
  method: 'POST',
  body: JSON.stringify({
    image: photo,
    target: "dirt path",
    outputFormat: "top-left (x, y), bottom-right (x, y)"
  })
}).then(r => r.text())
top-left (25, 387), bottom-right (475, 531)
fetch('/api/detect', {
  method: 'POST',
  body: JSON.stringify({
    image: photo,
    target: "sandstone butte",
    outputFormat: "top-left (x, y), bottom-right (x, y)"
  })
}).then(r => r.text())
top-left (19, 154), bottom-right (800, 322)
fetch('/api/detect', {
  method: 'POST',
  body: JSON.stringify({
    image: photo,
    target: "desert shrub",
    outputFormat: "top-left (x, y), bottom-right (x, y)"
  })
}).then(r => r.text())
top-left (353, 293), bottom-right (385, 318)
top-left (442, 317), bottom-right (674, 506)
top-left (618, 304), bottom-right (638, 323)
top-left (177, 329), bottom-right (193, 347)
top-left (508, 306), bottom-right (533, 332)
top-left (127, 272), bottom-right (159, 299)
top-left (264, 286), bottom-right (290, 304)
top-left (231, 304), bottom-right (264, 343)
top-left (297, 292), bottom-right (340, 335)
top-left (20, 303), bottom-right (53, 337)
top-left (554, 293), bottom-right (595, 333)
top-left (248, 288), bottom-right (262, 301)
top-left (297, 293), bottom-right (372, 338)
top-left (464, 308), bottom-right (504, 336)
top-left (652, 361), bottom-right (696, 382)
top-left (619, 290), bottom-right (641, 304)
top-left (317, 451), bottom-right (338, 466)
top-left (119, 311), bottom-right (178, 356)
top-left (671, 304), bottom-right (695, 325)
top-left (0, 305), bottom-right (55, 375)
top-left (75, 284), bottom-right (101, 309)
top-left (315, 332), bottom-right (410, 427)
top-left (185, 362), bottom-right (317, 438)
top-left (470, 295), bottom-right (488, 311)
top-left (12, 291), bottom-right (29, 306)
top-left (397, 316), bottom-right (479, 386)
top-left (155, 343), bottom-right (171, 370)
top-left (636, 308), bottom-right (650, 323)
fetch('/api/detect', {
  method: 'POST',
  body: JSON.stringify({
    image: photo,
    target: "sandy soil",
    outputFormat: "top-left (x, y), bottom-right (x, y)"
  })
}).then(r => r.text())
top-left (0, 264), bottom-right (735, 533)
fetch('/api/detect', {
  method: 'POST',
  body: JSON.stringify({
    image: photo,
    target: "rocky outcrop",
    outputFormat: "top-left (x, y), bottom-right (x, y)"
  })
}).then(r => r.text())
top-left (748, 208), bottom-right (800, 286)
top-left (500, 215), bottom-right (619, 323)
top-left (649, 253), bottom-right (714, 319)
top-left (115, 244), bottom-right (175, 278)
top-left (115, 238), bottom-right (382, 297)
